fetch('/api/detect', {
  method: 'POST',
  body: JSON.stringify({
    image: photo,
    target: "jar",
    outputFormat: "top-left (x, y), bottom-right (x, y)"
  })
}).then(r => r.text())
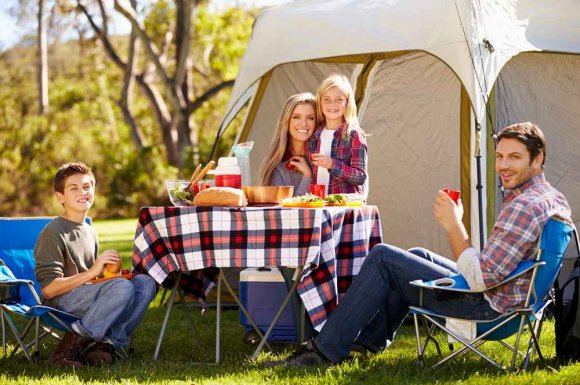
top-left (214, 157), bottom-right (242, 189)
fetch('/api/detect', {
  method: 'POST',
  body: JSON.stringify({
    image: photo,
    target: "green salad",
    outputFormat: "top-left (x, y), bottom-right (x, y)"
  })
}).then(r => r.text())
top-left (280, 193), bottom-right (324, 205)
top-left (170, 184), bottom-right (194, 204)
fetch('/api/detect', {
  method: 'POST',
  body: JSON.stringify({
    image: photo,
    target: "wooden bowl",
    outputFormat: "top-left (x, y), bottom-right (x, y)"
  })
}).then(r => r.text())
top-left (242, 186), bottom-right (294, 204)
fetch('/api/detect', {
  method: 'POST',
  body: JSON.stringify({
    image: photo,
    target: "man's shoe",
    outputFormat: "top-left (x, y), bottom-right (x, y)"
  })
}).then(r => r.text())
top-left (85, 342), bottom-right (114, 366)
top-left (263, 341), bottom-right (330, 368)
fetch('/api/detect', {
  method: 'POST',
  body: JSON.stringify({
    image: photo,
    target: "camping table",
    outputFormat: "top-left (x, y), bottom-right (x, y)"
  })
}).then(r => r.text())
top-left (132, 205), bottom-right (382, 362)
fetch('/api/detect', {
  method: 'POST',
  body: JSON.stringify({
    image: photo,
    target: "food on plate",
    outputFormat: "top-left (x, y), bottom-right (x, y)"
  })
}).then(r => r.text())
top-left (193, 186), bottom-right (248, 207)
top-left (325, 193), bottom-right (365, 206)
top-left (103, 259), bottom-right (122, 278)
top-left (280, 193), bottom-right (325, 207)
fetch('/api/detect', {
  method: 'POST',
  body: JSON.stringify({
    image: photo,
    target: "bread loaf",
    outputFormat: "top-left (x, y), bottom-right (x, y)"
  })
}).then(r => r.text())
top-left (193, 187), bottom-right (248, 207)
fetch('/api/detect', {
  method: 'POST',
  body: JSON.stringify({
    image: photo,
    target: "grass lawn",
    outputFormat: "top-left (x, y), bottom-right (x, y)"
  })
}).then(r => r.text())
top-left (1, 218), bottom-right (578, 384)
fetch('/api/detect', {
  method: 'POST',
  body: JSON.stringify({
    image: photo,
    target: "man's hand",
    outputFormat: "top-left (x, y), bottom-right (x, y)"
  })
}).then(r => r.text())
top-left (434, 190), bottom-right (464, 231)
top-left (434, 190), bottom-right (471, 259)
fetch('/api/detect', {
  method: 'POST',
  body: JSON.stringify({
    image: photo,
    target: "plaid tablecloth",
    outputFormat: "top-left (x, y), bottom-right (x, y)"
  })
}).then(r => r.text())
top-left (132, 205), bottom-right (382, 330)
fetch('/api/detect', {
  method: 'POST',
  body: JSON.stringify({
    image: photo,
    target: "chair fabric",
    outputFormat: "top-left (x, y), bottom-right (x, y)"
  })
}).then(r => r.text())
top-left (0, 217), bottom-right (86, 362)
top-left (409, 217), bottom-right (575, 370)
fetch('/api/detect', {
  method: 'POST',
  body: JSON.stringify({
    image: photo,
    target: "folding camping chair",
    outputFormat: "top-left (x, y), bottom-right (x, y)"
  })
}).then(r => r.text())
top-left (0, 217), bottom-right (86, 362)
top-left (409, 216), bottom-right (575, 371)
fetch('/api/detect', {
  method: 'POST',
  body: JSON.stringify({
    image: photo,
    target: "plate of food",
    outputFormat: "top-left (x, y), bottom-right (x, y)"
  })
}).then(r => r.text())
top-left (325, 194), bottom-right (365, 207)
top-left (280, 193), bottom-right (325, 208)
top-left (89, 273), bottom-right (135, 284)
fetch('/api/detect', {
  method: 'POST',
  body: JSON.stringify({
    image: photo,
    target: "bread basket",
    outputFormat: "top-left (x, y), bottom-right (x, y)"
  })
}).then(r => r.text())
top-left (242, 186), bottom-right (294, 204)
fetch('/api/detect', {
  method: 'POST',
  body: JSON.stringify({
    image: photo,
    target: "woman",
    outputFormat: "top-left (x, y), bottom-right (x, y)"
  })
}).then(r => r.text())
top-left (257, 92), bottom-right (316, 196)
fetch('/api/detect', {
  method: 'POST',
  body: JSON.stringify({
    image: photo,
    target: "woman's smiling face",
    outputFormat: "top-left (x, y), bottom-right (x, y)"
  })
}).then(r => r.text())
top-left (288, 103), bottom-right (316, 143)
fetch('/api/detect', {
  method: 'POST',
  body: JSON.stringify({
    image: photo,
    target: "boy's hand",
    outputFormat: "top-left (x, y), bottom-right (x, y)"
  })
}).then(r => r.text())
top-left (92, 250), bottom-right (121, 275)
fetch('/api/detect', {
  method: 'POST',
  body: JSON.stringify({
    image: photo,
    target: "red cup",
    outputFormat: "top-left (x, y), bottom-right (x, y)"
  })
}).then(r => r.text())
top-left (443, 189), bottom-right (461, 204)
top-left (285, 161), bottom-right (296, 171)
top-left (309, 184), bottom-right (326, 199)
top-left (215, 174), bottom-right (241, 189)
top-left (193, 182), bottom-right (211, 194)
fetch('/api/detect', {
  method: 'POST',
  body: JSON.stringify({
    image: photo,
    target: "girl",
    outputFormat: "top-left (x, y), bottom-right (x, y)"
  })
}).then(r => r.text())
top-left (258, 92), bottom-right (316, 196)
top-left (308, 74), bottom-right (368, 197)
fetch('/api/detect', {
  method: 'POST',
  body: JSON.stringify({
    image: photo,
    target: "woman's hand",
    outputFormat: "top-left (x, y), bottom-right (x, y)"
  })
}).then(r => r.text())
top-left (288, 156), bottom-right (312, 178)
top-left (310, 153), bottom-right (333, 170)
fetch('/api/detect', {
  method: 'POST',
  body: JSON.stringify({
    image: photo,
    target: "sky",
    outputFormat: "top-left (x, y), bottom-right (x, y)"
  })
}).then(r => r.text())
top-left (0, 0), bottom-right (293, 52)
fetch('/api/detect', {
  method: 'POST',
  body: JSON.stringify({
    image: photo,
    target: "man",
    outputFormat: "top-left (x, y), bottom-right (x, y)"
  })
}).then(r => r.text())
top-left (271, 122), bottom-right (572, 366)
top-left (35, 162), bottom-right (157, 368)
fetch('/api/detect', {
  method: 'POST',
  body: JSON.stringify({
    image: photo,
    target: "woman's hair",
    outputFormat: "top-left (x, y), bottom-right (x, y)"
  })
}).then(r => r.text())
top-left (257, 92), bottom-right (316, 186)
top-left (316, 73), bottom-right (360, 140)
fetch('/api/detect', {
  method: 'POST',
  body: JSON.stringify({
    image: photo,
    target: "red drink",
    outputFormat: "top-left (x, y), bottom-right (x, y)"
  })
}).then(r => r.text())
top-left (443, 189), bottom-right (461, 204)
top-left (309, 184), bottom-right (326, 199)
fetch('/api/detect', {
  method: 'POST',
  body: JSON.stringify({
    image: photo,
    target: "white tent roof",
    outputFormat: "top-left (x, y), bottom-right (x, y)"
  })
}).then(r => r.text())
top-left (227, 0), bottom-right (580, 121)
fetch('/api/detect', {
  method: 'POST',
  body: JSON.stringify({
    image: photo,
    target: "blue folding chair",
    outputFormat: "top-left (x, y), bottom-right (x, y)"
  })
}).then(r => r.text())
top-left (0, 217), bottom-right (87, 362)
top-left (409, 216), bottom-right (575, 370)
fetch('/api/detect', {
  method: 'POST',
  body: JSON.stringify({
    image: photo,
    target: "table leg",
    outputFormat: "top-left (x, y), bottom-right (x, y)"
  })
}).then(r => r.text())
top-left (216, 272), bottom-right (221, 364)
top-left (153, 272), bottom-right (181, 360)
top-left (251, 267), bottom-right (303, 359)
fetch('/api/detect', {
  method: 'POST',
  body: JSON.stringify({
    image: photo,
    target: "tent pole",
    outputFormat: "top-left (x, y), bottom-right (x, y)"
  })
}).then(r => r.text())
top-left (475, 122), bottom-right (484, 251)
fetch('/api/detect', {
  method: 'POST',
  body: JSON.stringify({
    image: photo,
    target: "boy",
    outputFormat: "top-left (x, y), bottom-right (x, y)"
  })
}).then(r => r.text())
top-left (34, 162), bottom-right (157, 368)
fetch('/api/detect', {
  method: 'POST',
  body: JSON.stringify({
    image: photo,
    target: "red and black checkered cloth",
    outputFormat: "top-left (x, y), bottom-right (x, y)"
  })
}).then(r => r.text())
top-left (132, 205), bottom-right (382, 330)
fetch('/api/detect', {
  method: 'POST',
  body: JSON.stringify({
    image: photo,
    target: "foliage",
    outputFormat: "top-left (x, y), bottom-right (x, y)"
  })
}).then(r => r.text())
top-left (0, 4), bottom-right (257, 218)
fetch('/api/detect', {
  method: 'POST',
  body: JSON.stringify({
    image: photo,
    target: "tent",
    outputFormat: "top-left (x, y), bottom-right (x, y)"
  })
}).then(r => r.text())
top-left (213, 0), bottom-right (580, 257)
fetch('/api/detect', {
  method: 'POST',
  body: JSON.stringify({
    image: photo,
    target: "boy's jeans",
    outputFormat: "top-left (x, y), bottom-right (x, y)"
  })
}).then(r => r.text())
top-left (314, 244), bottom-right (501, 362)
top-left (57, 274), bottom-right (157, 347)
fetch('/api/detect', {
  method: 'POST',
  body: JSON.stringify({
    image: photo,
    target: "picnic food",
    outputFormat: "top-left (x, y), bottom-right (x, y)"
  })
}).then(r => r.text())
top-left (103, 260), bottom-right (122, 278)
top-left (325, 193), bottom-right (365, 206)
top-left (168, 181), bottom-right (194, 205)
top-left (280, 193), bottom-right (324, 207)
top-left (193, 186), bottom-right (248, 207)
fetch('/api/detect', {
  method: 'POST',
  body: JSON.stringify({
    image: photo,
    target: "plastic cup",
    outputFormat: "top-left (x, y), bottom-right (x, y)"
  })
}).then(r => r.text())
top-left (309, 184), bottom-right (326, 199)
top-left (193, 181), bottom-right (211, 194)
top-left (443, 189), bottom-right (461, 204)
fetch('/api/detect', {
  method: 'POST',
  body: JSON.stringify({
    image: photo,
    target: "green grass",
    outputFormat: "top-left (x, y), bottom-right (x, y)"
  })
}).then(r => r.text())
top-left (1, 218), bottom-right (578, 384)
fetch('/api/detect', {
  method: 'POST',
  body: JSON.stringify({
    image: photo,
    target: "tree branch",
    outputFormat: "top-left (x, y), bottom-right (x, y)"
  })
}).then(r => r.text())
top-left (187, 79), bottom-right (234, 115)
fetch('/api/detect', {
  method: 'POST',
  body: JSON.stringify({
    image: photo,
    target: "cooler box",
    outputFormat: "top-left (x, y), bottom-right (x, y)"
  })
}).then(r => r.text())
top-left (239, 268), bottom-right (296, 342)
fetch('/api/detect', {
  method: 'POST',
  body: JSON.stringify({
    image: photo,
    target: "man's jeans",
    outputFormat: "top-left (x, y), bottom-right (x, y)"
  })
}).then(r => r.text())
top-left (57, 274), bottom-right (157, 347)
top-left (314, 244), bottom-right (501, 362)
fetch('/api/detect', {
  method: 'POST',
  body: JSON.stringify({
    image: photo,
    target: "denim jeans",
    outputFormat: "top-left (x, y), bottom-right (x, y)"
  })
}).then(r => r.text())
top-left (314, 244), bottom-right (501, 362)
top-left (57, 274), bottom-right (157, 347)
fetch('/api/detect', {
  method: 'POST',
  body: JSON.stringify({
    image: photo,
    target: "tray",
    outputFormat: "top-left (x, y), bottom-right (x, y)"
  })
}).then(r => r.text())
top-left (89, 273), bottom-right (135, 284)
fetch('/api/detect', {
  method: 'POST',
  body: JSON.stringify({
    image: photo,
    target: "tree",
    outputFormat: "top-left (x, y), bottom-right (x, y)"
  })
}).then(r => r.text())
top-left (77, 0), bottom-right (251, 167)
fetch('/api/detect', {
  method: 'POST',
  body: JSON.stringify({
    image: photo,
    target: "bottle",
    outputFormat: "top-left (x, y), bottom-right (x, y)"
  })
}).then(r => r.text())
top-left (214, 157), bottom-right (242, 189)
top-left (233, 141), bottom-right (254, 187)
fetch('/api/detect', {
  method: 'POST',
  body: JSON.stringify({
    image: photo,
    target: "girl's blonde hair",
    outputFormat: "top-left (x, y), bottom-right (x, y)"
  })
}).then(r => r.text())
top-left (316, 74), bottom-right (360, 140)
top-left (257, 92), bottom-right (317, 186)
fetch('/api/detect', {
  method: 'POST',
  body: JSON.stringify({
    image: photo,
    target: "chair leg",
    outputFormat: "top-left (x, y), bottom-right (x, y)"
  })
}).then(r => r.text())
top-left (177, 286), bottom-right (201, 348)
top-left (2, 312), bottom-right (33, 363)
top-left (1, 310), bottom-right (6, 357)
top-left (413, 314), bottom-right (424, 367)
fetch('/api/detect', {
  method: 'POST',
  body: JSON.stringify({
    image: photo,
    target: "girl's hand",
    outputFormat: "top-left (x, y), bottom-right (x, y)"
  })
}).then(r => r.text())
top-left (289, 156), bottom-right (312, 178)
top-left (310, 153), bottom-right (333, 170)
top-left (92, 250), bottom-right (120, 275)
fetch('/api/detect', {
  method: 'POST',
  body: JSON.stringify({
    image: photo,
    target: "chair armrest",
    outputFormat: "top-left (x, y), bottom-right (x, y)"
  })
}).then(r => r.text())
top-left (0, 278), bottom-right (35, 287)
top-left (409, 260), bottom-right (544, 293)
top-left (410, 275), bottom-right (474, 292)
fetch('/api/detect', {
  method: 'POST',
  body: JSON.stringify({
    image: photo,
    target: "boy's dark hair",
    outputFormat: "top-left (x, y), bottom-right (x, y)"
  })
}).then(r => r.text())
top-left (497, 122), bottom-right (547, 166)
top-left (54, 162), bottom-right (95, 193)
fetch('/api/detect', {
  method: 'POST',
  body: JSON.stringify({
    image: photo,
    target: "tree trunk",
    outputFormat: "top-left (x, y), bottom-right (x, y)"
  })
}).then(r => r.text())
top-left (38, 0), bottom-right (49, 115)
